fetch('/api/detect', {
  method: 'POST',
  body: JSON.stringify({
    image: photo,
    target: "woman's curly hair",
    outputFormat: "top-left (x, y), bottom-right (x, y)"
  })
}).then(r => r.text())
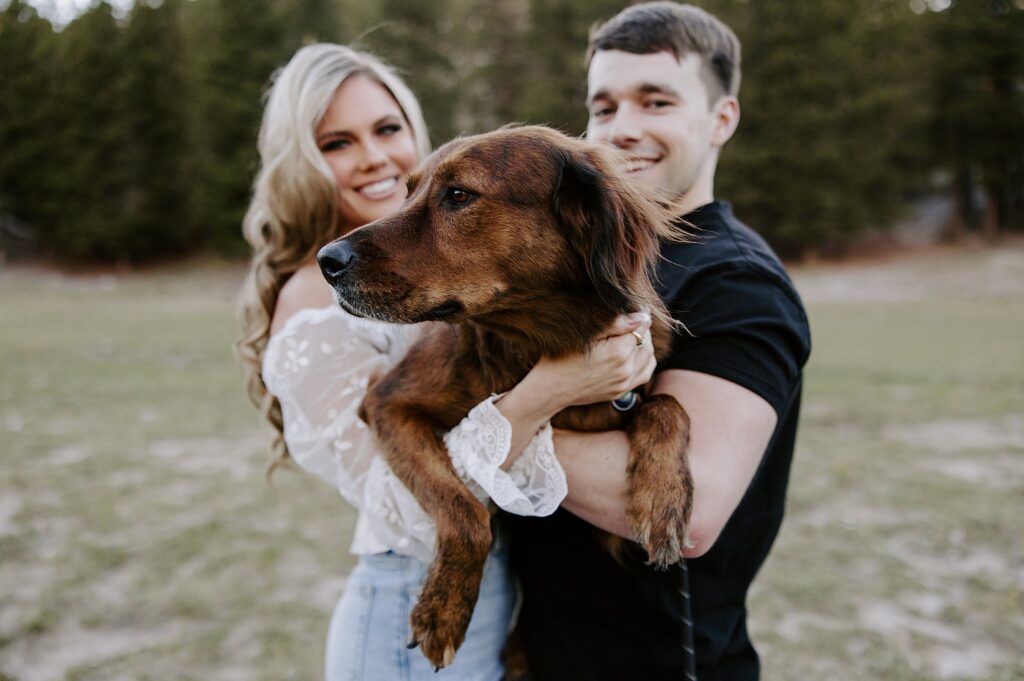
top-left (236, 44), bottom-right (430, 476)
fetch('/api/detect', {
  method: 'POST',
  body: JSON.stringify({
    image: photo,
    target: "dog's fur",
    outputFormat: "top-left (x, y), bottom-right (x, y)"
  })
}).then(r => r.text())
top-left (318, 126), bottom-right (694, 669)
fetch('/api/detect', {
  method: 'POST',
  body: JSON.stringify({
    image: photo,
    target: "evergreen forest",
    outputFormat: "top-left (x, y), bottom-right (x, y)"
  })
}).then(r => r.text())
top-left (1, 0), bottom-right (1022, 262)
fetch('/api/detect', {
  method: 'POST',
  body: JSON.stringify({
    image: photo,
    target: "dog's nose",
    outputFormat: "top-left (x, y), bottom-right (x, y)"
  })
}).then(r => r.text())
top-left (318, 240), bottom-right (356, 284)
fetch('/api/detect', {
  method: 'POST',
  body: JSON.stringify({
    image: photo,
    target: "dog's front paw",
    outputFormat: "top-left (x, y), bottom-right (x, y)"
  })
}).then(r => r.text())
top-left (408, 578), bottom-right (475, 670)
top-left (627, 470), bottom-right (693, 569)
top-left (625, 393), bottom-right (694, 569)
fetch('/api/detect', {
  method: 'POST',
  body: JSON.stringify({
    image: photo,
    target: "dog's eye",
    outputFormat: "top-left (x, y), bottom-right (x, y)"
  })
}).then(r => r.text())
top-left (444, 187), bottom-right (473, 206)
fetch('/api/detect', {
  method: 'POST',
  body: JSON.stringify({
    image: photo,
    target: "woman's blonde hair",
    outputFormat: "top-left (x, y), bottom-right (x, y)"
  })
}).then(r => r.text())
top-left (236, 44), bottom-right (430, 475)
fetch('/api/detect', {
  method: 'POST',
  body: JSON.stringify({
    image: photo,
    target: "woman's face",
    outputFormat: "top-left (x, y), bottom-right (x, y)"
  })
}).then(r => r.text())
top-left (316, 75), bottom-right (419, 233)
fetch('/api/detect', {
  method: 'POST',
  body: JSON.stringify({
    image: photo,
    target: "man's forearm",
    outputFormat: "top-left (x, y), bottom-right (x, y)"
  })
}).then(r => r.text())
top-left (553, 428), bottom-right (634, 538)
top-left (549, 370), bottom-right (779, 559)
top-left (555, 427), bottom-right (715, 558)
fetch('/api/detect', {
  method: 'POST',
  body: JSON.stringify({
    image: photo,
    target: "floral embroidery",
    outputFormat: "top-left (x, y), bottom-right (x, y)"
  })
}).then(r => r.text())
top-left (263, 305), bottom-right (568, 563)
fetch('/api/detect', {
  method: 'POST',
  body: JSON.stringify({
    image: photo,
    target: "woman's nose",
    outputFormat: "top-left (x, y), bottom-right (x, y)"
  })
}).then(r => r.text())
top-left (358, 139), bottom-right (388, 171)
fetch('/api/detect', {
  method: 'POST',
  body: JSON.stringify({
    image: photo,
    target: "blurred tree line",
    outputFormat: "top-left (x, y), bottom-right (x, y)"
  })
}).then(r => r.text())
top-left (0, 0), bottom-right (1021, 262)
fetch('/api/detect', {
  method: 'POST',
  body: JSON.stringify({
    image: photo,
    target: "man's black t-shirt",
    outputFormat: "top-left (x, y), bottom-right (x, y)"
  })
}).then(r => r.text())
top-left (506, 201), bottom-right (811, 681)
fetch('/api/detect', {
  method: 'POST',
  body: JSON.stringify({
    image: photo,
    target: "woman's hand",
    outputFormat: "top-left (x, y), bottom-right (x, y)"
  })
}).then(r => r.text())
top-left (528, 312), bottom-right (656, 415)
top-left (493, 312), bottom-right (656, 472)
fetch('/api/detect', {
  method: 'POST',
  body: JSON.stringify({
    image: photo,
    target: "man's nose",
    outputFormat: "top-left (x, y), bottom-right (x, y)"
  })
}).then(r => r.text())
top-left (608, 104), bottom-right (642, 147)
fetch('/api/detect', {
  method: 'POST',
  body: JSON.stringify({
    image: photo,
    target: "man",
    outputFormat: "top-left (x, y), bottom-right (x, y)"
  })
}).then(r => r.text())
top-left (506, 3), bottom-right (812, 680)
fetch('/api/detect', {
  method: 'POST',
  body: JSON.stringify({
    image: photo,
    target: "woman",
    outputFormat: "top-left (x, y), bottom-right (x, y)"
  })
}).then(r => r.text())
top-left (236, 44), bottom-right (656, 681)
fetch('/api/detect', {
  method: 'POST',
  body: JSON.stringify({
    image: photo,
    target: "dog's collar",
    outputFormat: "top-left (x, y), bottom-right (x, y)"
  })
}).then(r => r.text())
top-left (611, 390), bottom-right (638, 412)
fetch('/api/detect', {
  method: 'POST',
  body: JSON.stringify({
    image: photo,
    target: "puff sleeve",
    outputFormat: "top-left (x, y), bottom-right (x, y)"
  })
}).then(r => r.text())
top-left (262, 307), bottom-right (567, 556)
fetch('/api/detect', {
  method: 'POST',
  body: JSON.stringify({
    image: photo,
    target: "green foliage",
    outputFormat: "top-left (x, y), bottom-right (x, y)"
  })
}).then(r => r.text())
top-left (928, 0), bottom-right (1024, 234)
top-left (192, 0), bottom-right (293, 255)
top-left (0, 1), bottom-right (63, 243)
top-left (117, 0), bottom-right (198, 259)
top-left (713, 0), bottom-right (934, 256)
top-left (520, 0), bottom-right (624, 134)
top-left (0, 0), bottom-right (1021, 262)
top-left (52, 3), bottom-right (129, 260)
top-left (360, 0), bottom-right (458, 143)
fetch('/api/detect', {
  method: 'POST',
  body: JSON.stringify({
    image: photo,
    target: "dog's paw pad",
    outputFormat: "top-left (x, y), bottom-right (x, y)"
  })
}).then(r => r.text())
top-left (628, 499), bottom-right (689, 569)
top-left (409, 593), bottom-right (471, 669)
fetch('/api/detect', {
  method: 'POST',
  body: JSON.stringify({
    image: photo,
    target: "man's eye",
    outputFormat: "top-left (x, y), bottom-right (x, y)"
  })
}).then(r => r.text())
top-left (592, 107), bottom-right (613, 118)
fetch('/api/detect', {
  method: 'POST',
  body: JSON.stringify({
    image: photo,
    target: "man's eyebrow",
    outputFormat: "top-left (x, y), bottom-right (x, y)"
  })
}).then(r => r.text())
top-left (586, 82), bottom-right (682, 108)
top-left (636, 82), bottom-right (682, 98)
top-left (586, 89), bottom-right (610, 108)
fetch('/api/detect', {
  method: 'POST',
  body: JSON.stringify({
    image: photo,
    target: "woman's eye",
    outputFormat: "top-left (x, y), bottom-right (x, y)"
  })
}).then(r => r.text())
top-left (320, 138), bottom-right (350, 152)
top-left (378, 123), bottom-right (402, 136)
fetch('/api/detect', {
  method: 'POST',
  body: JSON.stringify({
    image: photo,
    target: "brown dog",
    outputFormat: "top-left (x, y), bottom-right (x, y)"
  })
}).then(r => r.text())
top-left (318, 125), bottom-right (693, 669)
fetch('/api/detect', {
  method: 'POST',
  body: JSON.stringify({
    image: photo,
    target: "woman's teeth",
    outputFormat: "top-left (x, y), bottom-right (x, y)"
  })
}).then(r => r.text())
top-left (359, 177), bottom-right (398, 198)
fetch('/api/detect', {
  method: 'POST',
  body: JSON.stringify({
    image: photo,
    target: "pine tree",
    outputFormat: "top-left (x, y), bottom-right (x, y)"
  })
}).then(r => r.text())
top-left (117, 0), bottom-right (197, 260)
top-left (716, 0), bottom-right (929, 256)
top-left (280, 0), bottom-right (342, 46)
top-left (361, 0), bottom-right (457, 143)
top-left (54, 2), bottom-right (132, 260)
top-left (520, 0), bottom-right (623, 135)
top-left (0, 1), bottom-right (63, 253)
top-left (930, 0), bottom-right (1024, 236)
top-left (194, 0), bottom-right (289, 254)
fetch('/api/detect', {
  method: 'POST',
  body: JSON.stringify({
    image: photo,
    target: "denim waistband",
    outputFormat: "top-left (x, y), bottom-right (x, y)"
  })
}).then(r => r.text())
top-left (357, 534), bottom-right (509, 579)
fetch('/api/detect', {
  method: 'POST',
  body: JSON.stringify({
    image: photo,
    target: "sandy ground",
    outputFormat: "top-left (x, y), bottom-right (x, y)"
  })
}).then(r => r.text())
top-left (1, 242), bottom-right (1022, 680)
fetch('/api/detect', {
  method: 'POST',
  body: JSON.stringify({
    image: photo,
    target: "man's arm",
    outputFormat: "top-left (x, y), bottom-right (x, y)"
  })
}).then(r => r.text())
top-left (556, 368), bottom-right (777, 558)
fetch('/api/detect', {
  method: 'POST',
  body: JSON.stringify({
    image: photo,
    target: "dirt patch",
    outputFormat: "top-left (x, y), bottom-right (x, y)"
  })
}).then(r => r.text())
top-left (0, 494), bottom-right (21, 537)
top-left (884, 417), bottom-right (1024, 455)
top-left (931, 456), bottom-right (1024, 489)
top-left (793, 242), bottom-right (1024, 304)
top-left (148, 436), bottom-right (263, 480)
top-left (2, 620), bottom-right (190, 681)
top-left (859, 601), bottom-right (1011, 680)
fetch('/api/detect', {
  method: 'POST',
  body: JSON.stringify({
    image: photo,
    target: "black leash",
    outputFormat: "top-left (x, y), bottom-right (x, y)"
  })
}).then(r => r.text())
top-left (681, 558), bottom-right (698, 680)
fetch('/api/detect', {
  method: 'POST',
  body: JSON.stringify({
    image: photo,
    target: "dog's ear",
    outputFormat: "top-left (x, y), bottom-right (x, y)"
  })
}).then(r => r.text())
top-left (552, 145), bottom-right (663, 313)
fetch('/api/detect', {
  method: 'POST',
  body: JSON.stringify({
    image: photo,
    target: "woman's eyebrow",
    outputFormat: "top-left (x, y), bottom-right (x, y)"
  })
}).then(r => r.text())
top-left (316, 128), bottom-right (350, 143)
top-left (317, 114), bottom-right (402, 143)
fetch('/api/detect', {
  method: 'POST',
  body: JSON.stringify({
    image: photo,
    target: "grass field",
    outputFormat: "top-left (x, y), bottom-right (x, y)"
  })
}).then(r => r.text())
top-left (1, 244), bottom-right (1022, 681)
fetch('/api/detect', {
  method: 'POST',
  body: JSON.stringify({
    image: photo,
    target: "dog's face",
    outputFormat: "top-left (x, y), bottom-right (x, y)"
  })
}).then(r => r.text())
top-left (318, 126), bottom-right (669, 325)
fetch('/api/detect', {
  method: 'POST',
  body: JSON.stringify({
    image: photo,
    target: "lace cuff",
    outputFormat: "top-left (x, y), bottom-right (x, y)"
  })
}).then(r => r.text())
top-left (444, 396), bottom-right (567, 517)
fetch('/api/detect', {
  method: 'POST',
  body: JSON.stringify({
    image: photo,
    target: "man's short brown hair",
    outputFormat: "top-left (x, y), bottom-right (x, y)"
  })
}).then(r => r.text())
top-left (587, 2), bottom-right (741, 105)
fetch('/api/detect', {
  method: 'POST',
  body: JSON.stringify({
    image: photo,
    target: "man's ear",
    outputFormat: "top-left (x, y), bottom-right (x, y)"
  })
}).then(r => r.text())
top-left (712, 96), bottom-right (740, 148)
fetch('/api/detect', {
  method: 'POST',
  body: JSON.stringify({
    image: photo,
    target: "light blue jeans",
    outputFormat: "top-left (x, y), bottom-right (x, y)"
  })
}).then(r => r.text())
top-left (325, 540), bottom-right (515, 681)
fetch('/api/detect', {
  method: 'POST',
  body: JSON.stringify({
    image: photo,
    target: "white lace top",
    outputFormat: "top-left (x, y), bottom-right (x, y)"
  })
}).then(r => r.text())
top-left (262, 306), bottom-right (568, 562)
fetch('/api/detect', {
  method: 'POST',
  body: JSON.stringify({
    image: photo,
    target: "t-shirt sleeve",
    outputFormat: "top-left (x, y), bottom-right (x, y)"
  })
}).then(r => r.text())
top-left (660, 265), bottom-right (811, 416)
